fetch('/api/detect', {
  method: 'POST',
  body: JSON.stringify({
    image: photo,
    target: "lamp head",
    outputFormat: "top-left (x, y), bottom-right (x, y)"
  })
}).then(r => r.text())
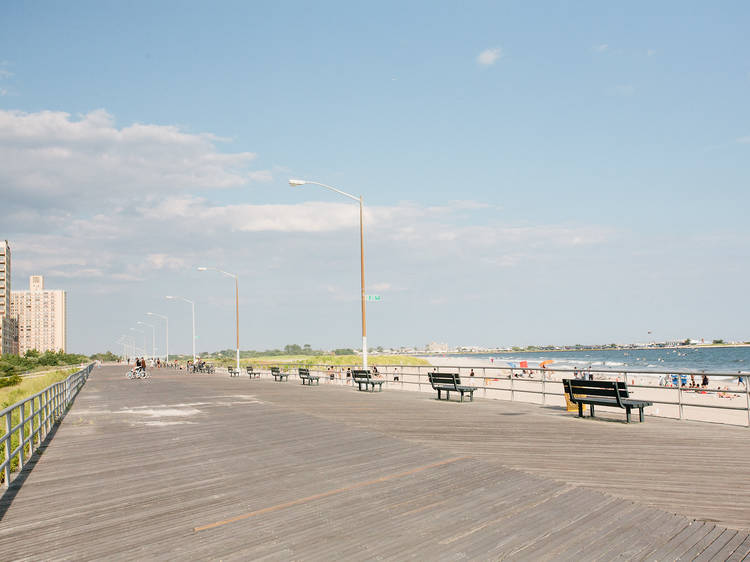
top-left (289, 179), bottom-right (306, 187)
top-left (197, 267), bottom-right (208, 271)
top-left (165, 295), bottom-right (174, 300)
top-left (146, 312), bottom-right (154, 316)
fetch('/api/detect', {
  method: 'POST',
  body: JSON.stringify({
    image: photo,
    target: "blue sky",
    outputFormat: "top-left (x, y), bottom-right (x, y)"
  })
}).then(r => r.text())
top-left (1, 1), bottom-right (748, 354)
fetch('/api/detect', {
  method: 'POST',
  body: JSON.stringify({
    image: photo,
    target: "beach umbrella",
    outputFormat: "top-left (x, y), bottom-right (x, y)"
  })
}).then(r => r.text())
top-left (540, 360), bottom-right (554, 368)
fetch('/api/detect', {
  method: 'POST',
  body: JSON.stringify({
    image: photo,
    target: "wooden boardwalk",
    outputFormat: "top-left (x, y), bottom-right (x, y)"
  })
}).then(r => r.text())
top-left (1, 365), bottom-right (749, 560)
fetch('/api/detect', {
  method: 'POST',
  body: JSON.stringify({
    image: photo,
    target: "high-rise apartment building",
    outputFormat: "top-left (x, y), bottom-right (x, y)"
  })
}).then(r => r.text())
top-left (0, 240), bottom-right (19, 355)
top-left (11, 275), bottom-right (67, 354)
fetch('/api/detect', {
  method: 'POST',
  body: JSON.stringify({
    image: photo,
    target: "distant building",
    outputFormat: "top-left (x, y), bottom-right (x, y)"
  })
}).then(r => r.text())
top-left (426, 342), bottom-right (449, 353)
top-left (11, 275), bottom-right (67, 354)
top-left (0, 240), bottom-right (19, 355)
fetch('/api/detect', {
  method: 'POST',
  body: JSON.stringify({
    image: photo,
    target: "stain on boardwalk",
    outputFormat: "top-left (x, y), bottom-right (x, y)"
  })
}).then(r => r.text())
top-left (0, 366), bottom-right (748, 560)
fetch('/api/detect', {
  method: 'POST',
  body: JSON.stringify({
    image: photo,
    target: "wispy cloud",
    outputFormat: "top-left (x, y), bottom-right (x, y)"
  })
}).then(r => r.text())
top-left (593, 44), bottom-right (609, 52)
top-left (607, 84), bottom-right (636, 97)
top-left (477, 48), bottom-right (502, 66)
top-left (647, 49), bottom-right (656, 57)
top-left (0, 108), bottom-right (270, 208)
top-left (737, 136), bottom-right (750, 144)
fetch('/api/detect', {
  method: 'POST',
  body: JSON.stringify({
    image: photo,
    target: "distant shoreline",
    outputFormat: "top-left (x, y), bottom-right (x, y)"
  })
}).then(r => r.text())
top-left (416, 343), bottom-right (750, 356)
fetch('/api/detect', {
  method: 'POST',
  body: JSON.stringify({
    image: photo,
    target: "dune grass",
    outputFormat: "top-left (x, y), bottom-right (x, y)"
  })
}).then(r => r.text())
top-left (1, 367), bottom-right (80, 483)
top-left (0, 368), bottom-right (78, 410)
top-left (230, 354), bottom-right (430, 368)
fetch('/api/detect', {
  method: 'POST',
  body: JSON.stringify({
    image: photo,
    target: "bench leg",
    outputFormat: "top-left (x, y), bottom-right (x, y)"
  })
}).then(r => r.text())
top-left (590, 404), bottom-right (595, 418)
top-left (459, 391), bottom-right (464, 402)
top-left (639, 407), bottom-right (644, 422)
top-left (626, 406), bottom-right (631, 424)
top-left (470, 391), bottom-right (474, 402)
top-left (578, 402), bottom-right (583, 418)
top-left (437, 389), bottom-right (441, 400)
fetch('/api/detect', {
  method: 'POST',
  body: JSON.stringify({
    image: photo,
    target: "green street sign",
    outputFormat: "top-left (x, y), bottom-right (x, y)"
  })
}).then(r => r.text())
top-left (366, 295), bottom-right (382, 302)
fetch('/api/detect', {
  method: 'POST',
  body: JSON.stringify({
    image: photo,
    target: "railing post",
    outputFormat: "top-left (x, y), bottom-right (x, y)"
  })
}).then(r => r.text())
top-left (510, 373), bottom-right (514, 402)
top-left (3, 411), bottom-right (10, 487)
top-left (29, 398), bottom-right (36, 455)
top-left (18, 402), bottom-right (25, 471)
top-left (678, 385), bottom-right (684, 421)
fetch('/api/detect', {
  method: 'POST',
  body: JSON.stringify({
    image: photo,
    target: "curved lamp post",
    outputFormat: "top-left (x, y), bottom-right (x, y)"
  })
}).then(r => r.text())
top-left (129, 327), bottom-right (146, 358)
top-left (136, 321), bottom-right (156, 361)
top-left (289, 179), bottom-right (368, 369)
top-left (166, 296), bottom-right (196, 362)
top-left (198, 267), bottom-right (240, 372)
top-left (147, 312), bottom-right (168, 361)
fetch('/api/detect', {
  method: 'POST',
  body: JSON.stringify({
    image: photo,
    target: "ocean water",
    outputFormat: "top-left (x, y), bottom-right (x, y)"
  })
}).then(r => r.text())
top-left (440, 347), bottom-right (750, 374)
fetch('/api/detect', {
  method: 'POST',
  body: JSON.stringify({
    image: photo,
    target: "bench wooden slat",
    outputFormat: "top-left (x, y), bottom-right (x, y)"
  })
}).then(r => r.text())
top-left (351, 370), bottom-right (384, 392)
top-left (563, 378), bottom-right (652, 423)
top-left (567, 386), bottom-right (627, 398)
top-left (428, 372), bottom-right (476, 402)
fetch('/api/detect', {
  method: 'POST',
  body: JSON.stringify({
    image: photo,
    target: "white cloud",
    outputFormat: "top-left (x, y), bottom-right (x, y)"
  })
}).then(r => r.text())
top-left (738, 136), bottom-right (750, 144)
top-left (146, 253), bottom-right (187, 270)
top-left (0, 109), bottom-right (269, 207)
top-left (594, 44), bottom-right (609, 52)
top-left (647, 49), bottom-right (656, 57)
top-left (477, 48), bottom-right (502, 66)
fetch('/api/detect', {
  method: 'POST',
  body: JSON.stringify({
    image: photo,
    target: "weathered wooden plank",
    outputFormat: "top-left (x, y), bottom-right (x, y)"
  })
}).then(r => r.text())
top-left (0, 365), bottom-right (747, 560)
top-left (691, 529), bottom-right (739, 561)
top-left (726, 533), bottom-right (750, 561)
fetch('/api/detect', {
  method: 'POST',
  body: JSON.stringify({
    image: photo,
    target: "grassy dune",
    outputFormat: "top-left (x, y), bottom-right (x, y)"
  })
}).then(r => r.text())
top-left (230, 354), bottom-right (430, 368)
top-left (0, 368), bottom-right (78, 409)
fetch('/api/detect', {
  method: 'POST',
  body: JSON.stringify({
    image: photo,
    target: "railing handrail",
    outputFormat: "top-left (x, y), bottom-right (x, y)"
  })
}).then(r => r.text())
top-left (241, 362), bottom-right (750, 427)
top-left (0, 364), bottom-right (91, 418)
top-left (262, 362), bottom-right (746, 378)
top-left (2, 362), bottom-right (95, 488)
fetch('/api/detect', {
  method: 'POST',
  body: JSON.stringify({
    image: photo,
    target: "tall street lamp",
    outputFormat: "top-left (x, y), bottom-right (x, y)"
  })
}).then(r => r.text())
top-left (166, 296), bottom-right (196, 362)
top-left (198, 267), bottom-right (240, 372)
top-left (289, 179), bottom-right (369, 369)
top-left (147, 312), bottom-right (169, 361)
top-left (137, 321), bottom-right (156, 361)
top-left (124, 334), bottom-right (136, 361)
top-left (129, 327), bottom-right (146, 358)
top-left (116, 336), bottom-right (128, 362)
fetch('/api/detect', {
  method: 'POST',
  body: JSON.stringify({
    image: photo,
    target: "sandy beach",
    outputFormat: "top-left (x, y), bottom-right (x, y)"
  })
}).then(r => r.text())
top-left (417, 355), bottom-right (750, 426)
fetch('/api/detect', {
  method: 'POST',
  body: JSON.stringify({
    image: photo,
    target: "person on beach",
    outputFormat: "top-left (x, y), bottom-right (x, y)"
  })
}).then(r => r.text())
top-left (738, 373), bottom-right (746, 388)
top-left (702, 374), bottom-right (709, 388)
top-left (469, 369), bottom-right (475, 377)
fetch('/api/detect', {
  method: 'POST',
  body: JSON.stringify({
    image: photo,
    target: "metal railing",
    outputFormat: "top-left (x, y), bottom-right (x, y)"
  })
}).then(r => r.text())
top-left (238, 363), bottom-right (750, 427)
top-left (1, 363), bottom-right (95, 488)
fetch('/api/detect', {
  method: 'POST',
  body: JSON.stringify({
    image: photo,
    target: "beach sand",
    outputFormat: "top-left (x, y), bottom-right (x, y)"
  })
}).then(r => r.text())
top-left (418, 355), bottom-right (750, 426)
